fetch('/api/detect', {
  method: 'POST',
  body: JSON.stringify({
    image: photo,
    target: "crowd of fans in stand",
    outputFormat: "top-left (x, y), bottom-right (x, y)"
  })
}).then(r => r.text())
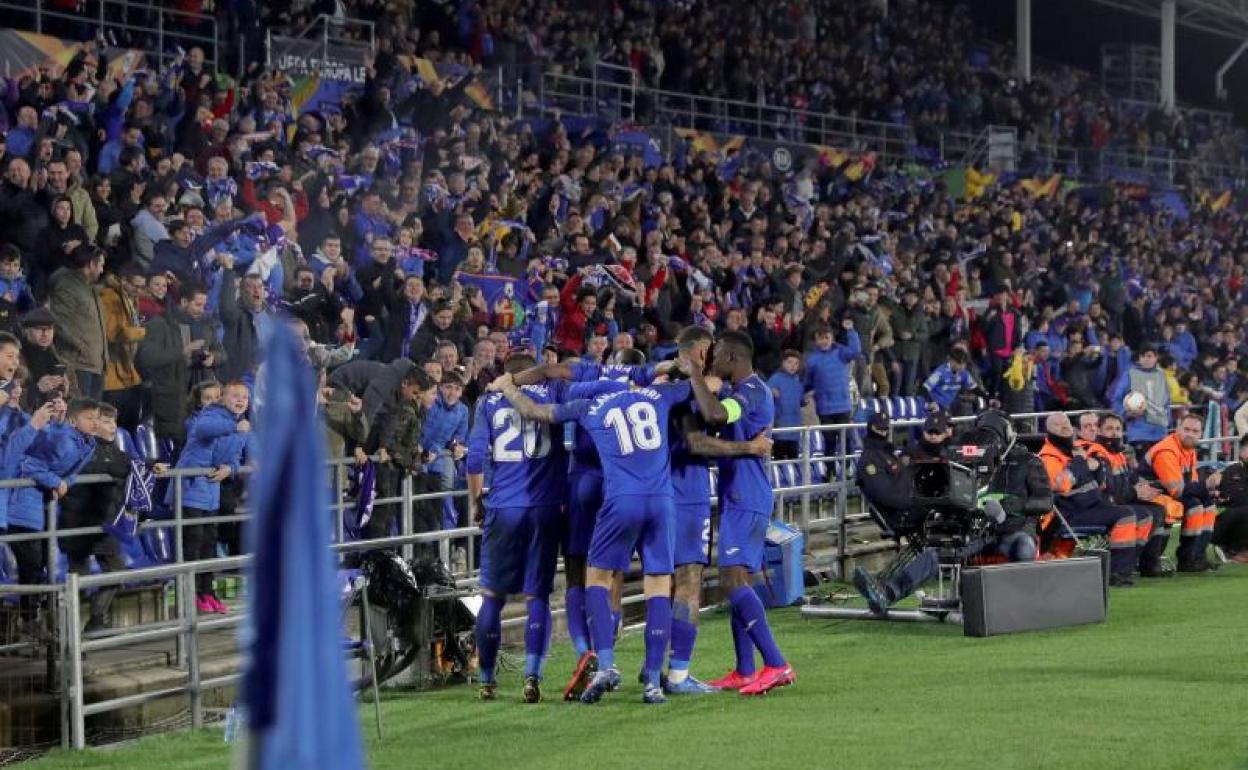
top-left (340, 0), bottom-right (1241, 163)
top-left (3, 1), bottom-right (1248, 622)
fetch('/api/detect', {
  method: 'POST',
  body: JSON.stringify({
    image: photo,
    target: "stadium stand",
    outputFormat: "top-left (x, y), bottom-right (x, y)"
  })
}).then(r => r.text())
top-left (1, 0), bottom-right (1248, 750)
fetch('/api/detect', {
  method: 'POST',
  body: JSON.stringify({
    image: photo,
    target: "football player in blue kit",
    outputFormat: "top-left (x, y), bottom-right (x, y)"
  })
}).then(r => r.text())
top-left (490, 361), bottom-right (702, 705)
top-left (689, 330), bottom-right (796, 696)
top-left (466, 354), bottom-right (622, 703)
top-left (665, 327), bottom-right (773, 694)
top-left (509, 353), bottom-right (675, 699)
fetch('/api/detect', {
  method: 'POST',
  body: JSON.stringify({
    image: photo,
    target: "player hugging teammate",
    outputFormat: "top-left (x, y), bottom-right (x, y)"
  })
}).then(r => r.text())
top-left (465, 328), bottom-right (793, 705)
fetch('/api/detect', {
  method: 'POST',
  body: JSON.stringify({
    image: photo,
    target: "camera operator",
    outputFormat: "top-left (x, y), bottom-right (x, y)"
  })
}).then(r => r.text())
top-left (853, 411), bottom-right (1051, 614)
top-left (975, 411), bottom-right (1052, 562)
top-left (1212, 442), bottom-right (1248, 563)
top-left (1084, 413), bottom-right (1172, 577)
top-left (1038, 413), bottom-right (1148, 586)
top-left (905, 409), bottom-right (955, 464)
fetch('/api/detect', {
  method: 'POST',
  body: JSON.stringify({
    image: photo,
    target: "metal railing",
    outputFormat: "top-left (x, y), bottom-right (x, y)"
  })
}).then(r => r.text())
top-left (529, 67), bottom-right (1248, 190)
top-left (2, 409), bottom-right (1240, 750)
top-left (534, 71), bottom-right (917, 166)
top-left (0, 0), bottom-right (219, 72)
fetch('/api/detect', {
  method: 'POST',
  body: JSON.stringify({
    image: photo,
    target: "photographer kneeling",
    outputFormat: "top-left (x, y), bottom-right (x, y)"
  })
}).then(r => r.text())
top-left (853, 411), bottom-right (1052, 615)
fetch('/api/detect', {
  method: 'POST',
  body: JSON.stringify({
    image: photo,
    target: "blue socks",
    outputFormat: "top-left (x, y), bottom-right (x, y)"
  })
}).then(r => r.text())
top-left (565, 586), bottom-right (590, 656)
top-left (730, 610), bottom-right (756, 676)
top-left (729, 586), bottom-right (785, 669)
top-left (586, 585), bottom-right (616, 671)
top-left (668, 599), bottom-right (697, 673)
top-left (643, 596), bottom-right (672, 688)
top-left (475, 594), bottom-right (504, 683)
top-left (523, 598), bottom-right (550, 678)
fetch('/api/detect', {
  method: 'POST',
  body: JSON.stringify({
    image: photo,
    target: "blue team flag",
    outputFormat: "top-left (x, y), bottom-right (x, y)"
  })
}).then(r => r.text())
top-left (242, 324), bottom-right (364, 770)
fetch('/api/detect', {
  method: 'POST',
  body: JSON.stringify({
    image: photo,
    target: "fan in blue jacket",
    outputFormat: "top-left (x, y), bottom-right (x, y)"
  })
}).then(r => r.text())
top-left (7, 399), bottom-right (98, 613)
top-left (803, 320), bottom-right (862, 422)
top-left (767, 350), bottom-right (808, 459)
top-left (420, 373), bottom-right (470, 529)
top-left (0, 397), bottom-right (57, 530)
top-left (167, 383), bottom-right (252, 611)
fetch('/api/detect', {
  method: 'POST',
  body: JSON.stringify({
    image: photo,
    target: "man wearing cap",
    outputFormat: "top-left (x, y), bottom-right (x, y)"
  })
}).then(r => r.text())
top-left (906, 409), bottom-right (955, 464)
top-left (48, 246), bottom-right (108, 399)
top-left (19, 308), bottom-right (72, 409)
top-left (855, 411), bottom-right (915, 534)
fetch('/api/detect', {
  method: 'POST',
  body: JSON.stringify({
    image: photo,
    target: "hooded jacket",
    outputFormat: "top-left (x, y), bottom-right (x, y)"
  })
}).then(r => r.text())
top-left (8, 421), bottom-right (96, 531)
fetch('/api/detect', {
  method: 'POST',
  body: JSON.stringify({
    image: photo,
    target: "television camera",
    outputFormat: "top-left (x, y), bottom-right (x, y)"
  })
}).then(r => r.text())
top-left (908, 409), bottom-right (1017, 558)
top-left (804, 410), bottom-right (1019, 625)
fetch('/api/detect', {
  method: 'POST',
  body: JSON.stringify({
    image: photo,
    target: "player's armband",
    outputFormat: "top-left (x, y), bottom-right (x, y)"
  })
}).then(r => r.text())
top-left (722, 398), bottom-right (742, 424)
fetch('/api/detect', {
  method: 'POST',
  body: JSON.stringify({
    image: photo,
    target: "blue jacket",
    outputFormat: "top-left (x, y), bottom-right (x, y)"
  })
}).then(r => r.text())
top-left (767, 370), bottom-right (806, 430)
top-left (166, 405), bottom-right (245, 512)
top-left (803, 330), bottom-right (862, 416)
top-left (1168, 331), bottom-right (1198, 370)
top-left (8, 422), bottom-right (96, 531)
top-left (350, 212), bottom-right (394, 267)
top-left (420, 395), bottom-right (469, 456)
top-left (0, 408), bottom-right (34, 529)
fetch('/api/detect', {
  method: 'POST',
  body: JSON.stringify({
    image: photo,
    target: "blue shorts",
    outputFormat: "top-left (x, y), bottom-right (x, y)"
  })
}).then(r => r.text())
top-left (564, 469), bottom-right (603, 558)
top-left (718, 507), bottom-right (768, 570)
top-left (589, 494), bottom-right (674, 575)
top-left (480, 505), bottom-right (562, 597)
top-left (673, 502), bottom-right (711, 567)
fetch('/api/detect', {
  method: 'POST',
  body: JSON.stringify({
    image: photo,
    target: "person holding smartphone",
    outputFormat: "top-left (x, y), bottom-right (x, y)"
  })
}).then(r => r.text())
top-left (18, 308), bottom-right (73, 411)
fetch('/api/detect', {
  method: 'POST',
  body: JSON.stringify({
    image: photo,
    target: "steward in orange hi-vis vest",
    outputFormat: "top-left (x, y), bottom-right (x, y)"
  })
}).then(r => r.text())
top-left (1142, 414), bottom-right (1221, 573)
top-left (1084, 412), bottom-right (1172, 578)
top-left (1037, 413), bottom-right (1140, 584)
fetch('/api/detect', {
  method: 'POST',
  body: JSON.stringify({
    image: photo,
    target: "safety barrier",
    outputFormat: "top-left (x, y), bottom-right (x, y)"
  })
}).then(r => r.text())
top-left (1, 408), bottom-right (1239, 750)
top-left (531, 67), bottom-right (1246, 189)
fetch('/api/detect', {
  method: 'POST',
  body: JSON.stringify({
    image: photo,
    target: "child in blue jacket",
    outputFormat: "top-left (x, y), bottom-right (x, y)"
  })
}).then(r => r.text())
top-left (8, 397), bottom-right (99, 620)
top-left (803, 320), bottom-right (862, 424)
top-left (167, 381), bottom-right (251, 614)
top-left (768, 350), bottom-right (808, 459)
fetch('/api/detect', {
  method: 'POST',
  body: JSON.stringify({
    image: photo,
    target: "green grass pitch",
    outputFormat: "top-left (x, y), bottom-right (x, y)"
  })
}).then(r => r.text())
top-left (25, 564), bottom-right (1248, 770)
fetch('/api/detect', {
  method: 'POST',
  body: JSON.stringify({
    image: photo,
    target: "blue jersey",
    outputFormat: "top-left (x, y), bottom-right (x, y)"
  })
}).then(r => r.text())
top-left (566, 362), bottom-right (657, 472)
top-left (669, 402), bottom-right (710, 507)
top-left (923, 363), bottom-right (976, 410)
top-left (467, 380), bottom-right (621, 509)
top-left (467, 383), bottom-right (569, 510)
top-left (568, 362), bottom-right (659, 387)
top-left (716, 374), bottom-right (774, 513)
top-left (553, 381), bottom-right (692, 500)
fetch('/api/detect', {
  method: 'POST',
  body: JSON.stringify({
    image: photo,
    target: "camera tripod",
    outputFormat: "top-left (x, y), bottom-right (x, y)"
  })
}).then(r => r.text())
top-left (800, 515), bottom-right (989, 625)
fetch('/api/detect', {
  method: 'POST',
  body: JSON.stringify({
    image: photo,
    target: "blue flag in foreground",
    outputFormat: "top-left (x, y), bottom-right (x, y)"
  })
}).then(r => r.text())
top-left (243, 324), bottom-right (364, 770)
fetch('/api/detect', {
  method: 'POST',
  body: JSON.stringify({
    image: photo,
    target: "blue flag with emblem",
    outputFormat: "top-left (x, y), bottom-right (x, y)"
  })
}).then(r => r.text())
top-left (243, 323), bottom-right (364, 770)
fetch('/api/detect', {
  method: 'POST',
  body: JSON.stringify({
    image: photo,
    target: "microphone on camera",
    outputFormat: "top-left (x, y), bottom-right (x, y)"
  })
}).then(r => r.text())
top-left (982, 498), bottom-right (1007, 525)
